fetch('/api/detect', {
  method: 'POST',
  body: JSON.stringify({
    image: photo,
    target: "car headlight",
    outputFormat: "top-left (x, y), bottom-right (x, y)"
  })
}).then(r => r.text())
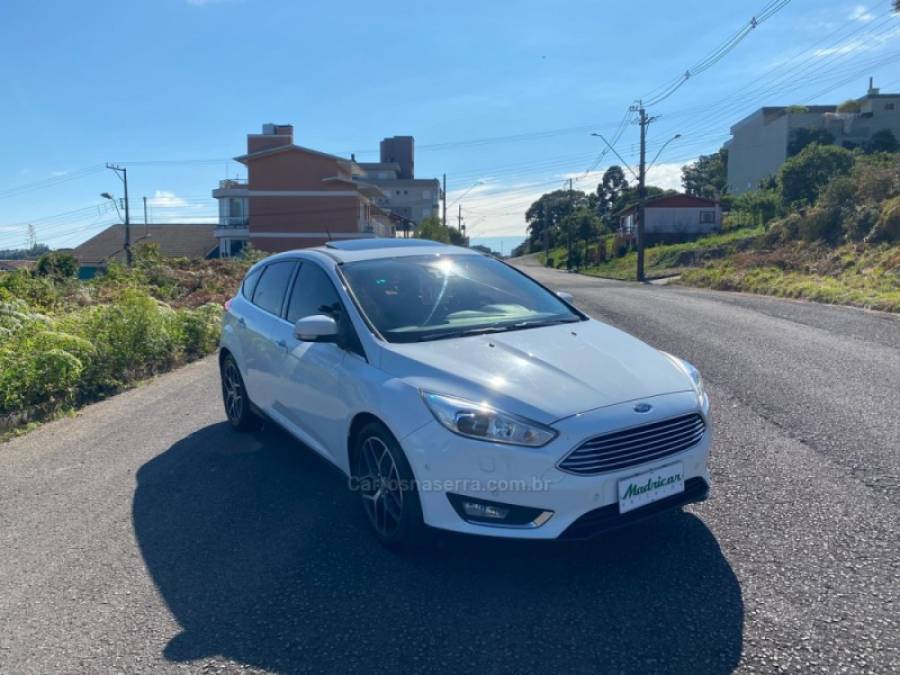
top-left (663, 354), bottom-right (708, 411)
top-left (421, 392), bottom-right (557, 447)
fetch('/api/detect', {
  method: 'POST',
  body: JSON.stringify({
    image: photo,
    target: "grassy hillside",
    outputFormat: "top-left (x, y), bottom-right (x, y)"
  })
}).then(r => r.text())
top-left (679, 243), bottom-right (900, 312)
top-left (536, 146), bottom-right (899, 312)
top-left (0, 247), bottom-right (254, 436)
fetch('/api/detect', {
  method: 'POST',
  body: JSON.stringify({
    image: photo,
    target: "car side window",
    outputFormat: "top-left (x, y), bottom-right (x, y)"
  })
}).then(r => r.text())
top-left (251, 261), bottom-right (296, 316)
top-left (286, 262), bottom-right (366, 358)
top-left (286, 262), bottom-right (343, 323)
top-left (241, 267), bottom-right (262, 299)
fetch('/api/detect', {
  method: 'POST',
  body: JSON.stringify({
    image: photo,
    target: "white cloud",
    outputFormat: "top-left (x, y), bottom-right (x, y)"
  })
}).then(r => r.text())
top-left (814, 17), bottom-right (900, 57)
top-left (50, 170), bottom-right (68, 177)
top-left (447, 160), bottom-right (693, 237)
top-left (445, 159), bottom-right (695, 238)
top-left (644, 162), bottom-right (685, 191)
top-left (850, 5), bottom-right (874, 22)
top-left (147, 190), bottom-right (190, 208)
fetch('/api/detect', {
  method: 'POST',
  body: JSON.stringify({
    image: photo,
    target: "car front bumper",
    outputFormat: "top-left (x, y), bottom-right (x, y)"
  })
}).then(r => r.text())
top-left (401, 391), bottom-right (711, 540)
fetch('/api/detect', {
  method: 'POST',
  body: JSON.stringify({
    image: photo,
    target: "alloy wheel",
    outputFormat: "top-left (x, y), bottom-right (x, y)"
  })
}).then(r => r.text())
top-left (358, 436), bottom-right (405, 538)
top-left (222, 360), bottom-right (244, 422)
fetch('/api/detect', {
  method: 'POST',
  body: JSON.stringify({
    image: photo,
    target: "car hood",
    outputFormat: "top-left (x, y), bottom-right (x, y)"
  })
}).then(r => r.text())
top-left (378, 319), bottom-right (694, 424)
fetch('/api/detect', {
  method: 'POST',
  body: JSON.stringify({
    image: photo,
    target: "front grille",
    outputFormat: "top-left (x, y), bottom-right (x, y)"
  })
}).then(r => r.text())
top-left (559, 477), bottom-right (709, 540)
top-left (558, 413), bottom-right (706, 475)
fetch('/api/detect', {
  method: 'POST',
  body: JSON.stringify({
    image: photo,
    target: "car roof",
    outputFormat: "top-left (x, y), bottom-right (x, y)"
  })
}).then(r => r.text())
top-left (315, 238), bottom-right (482, 263)
top-left (245, 239), bottom-right (483, 271)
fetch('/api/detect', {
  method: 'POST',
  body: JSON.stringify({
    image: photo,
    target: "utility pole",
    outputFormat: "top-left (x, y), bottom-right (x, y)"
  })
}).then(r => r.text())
top-left (458, 203), bottom-right (462, 231)
top-left (442, 173), bottom-right (447, 229)
top-left (106, 163), bottom-right (132, 265)
top-left (633, 102), bottom-right (655, 283)
top-left (568, 177), bottom-right (573, 192)
top-left (143, 196), bottom-right (148, 226)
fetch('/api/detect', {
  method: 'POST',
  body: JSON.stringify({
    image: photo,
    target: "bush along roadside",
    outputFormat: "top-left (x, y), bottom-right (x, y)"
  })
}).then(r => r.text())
top-left (0, 245), bottom-right (252, 436)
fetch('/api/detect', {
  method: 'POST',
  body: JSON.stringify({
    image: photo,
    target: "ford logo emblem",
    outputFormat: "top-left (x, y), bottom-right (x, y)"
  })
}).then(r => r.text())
top-left (633, 403), bottom-right (653, 413)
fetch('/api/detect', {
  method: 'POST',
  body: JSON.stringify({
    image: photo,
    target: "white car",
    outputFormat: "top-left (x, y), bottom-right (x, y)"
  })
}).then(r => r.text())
top-left (219, 239), bottom-right (711, 548)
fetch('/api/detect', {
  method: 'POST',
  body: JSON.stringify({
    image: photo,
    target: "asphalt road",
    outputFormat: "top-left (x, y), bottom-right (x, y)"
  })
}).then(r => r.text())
top-left (1, 266), bottom-right (898, 674)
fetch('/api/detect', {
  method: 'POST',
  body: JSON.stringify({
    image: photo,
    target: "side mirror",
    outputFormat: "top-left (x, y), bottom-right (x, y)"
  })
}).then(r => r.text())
top-left (293, 314), bottom-right (338, 342)
top-left (557, 291), bottom-right (574, 303)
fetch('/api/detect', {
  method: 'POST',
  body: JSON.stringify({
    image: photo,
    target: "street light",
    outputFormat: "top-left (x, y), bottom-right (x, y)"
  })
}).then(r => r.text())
top-left (590, 133), bottom-right (639, 180)
top-left (448, 179), bottom-right (485, 209)
top-left (100, 192), bottom-right (123, 222)
top-left (648, 134), bottom-right (682, 171)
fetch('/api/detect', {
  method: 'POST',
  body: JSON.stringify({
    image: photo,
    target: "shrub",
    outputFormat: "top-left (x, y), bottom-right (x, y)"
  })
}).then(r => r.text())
top-left (865, 129), bottom-right (899, 154)
top-left (844, 205), bottom-right (881, 242)
top-left (778, 144), bottom-right (854, 206)
top-left (0, 270), bottom-right (61, 309)
top-left (731, 189), bottom-right (782, 228)
top-left (36, 252), bottom-right (78, 279)
top-left (867, 196), bottom-right (900, 243)
top-left (612, 235), bottom-right (630, 258)
top-left (764, 213), bottom-right (803, 245)
top-left (798, 207), bottom-right (842, 243)
top-left (75, 290), bottom-right (179, 390)
top-left (177, 303), bottom-right (222, 359)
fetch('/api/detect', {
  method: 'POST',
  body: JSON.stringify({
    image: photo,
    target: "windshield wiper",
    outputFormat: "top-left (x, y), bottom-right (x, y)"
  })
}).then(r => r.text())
top-left (413, 317), bottom-right (579, 342)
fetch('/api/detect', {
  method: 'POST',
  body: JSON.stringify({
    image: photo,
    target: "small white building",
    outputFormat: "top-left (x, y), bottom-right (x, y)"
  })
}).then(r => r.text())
top-left (619, 193), bottom-right (721, 242)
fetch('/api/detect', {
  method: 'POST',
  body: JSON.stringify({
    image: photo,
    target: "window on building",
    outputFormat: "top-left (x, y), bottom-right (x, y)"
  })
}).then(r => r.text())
top-left (886, 103), bottom-right (895, 110)
top-left (422, 190), bottom-right (431, 199)
top-left (700, 210), bottom-right (716, 224)
top-left (251, 261), bottom-right (296, 316)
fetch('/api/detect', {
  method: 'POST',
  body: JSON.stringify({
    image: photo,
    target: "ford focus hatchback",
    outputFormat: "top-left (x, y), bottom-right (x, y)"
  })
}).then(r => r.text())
top-left (219, 239), bottom-right (711, 548)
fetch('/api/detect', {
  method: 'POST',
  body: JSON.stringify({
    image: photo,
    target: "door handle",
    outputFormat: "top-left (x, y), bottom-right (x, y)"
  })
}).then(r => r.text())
top-left (275, 339), bottom-right (287, 351)
top-left (238, 317), bottom-right (246, 328)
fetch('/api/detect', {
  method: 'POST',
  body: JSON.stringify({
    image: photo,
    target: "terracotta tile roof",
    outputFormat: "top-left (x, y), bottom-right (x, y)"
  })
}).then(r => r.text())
top-left (73, 223), bottom-right (218, 265)
top-left (0, 259), bottom-right (37, 272)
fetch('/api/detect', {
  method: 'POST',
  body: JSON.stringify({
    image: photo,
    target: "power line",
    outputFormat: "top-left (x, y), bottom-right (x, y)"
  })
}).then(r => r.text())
top-left (642, 0), bottom-right (794, 107)
top-left (0, 165), bottom-right (107, 201)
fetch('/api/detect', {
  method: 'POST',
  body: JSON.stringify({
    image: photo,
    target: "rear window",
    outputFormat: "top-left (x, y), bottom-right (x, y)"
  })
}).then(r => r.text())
top-left (242, 268), bottom-right (262, 299)
top-left (251, 261), bottom-right (296, 316)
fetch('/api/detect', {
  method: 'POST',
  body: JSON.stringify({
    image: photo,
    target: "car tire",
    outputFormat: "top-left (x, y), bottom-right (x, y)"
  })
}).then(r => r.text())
top-left (220, 353), bottom-right (259, 432)
top-left (352, 421), bottom-right (428, 550)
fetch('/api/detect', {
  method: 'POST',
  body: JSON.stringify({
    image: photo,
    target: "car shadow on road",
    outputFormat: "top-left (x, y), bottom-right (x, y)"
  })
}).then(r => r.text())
top-left (133, 421), bottom-right (743, 674)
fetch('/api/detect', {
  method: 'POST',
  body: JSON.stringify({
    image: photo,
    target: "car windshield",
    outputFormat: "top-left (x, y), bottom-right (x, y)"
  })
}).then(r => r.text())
top-left (341, 254), bottom-right (581, 343)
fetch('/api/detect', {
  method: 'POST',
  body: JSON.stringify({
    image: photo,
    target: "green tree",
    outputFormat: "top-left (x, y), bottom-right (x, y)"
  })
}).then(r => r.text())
top-left (731, 189), bottom-right (782, 228)
top-left (595, 165), bottom-right (629, 217)
top-left (836, 99), bottom-right (861, 113)
top-left (787, 128), bottom-right (835, 156)
top-left (415, 217), bottom-right (467, 246)
top-left (778, 143), bottom-right (854, 206)
top-left (865, 129), bottom-right (899, 154)
top-left (0, 244), bottom-right (50, 260)
top-left (682, 149), bottom-right (728, 198)
top-left (524, 189), bottom-right (587, 252)
top-left (560, 206), bottom-right (603, 269)
top-left (35, 251), bottom-right (78, 279)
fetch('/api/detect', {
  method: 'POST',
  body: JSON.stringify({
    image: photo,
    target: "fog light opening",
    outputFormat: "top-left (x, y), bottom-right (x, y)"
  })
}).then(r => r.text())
top-left (446, 493), bottom-right (553, 528)
top-left (462, 501), bottom-right (509, 520)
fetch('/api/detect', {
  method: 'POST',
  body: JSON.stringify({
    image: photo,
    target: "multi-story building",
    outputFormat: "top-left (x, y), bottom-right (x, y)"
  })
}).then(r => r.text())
top-left (355, 135), bottom-right (441, 230)
top-left (213, 124), bottom-right (396, 257)
top-left (213, 126), bottom-right (442, 256)
top-left (726, 79), bottom-right (900, 194)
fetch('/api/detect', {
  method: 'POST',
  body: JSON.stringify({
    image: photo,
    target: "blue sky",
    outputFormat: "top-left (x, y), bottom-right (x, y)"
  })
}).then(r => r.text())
top-left (1, 0), bottom-right (898, 250)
